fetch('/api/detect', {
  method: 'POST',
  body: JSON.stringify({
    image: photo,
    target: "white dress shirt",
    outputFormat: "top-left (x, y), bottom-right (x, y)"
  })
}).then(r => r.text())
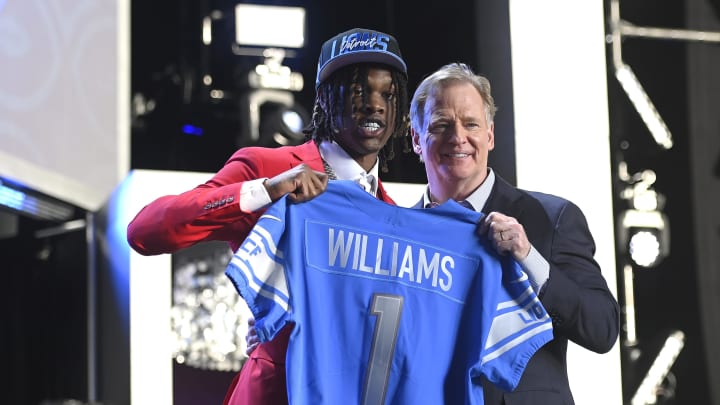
top-left (319, 141), bottom-right (379, 196)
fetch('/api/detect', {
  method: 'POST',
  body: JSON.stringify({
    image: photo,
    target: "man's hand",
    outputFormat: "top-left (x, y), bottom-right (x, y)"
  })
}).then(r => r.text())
top-left (478, 211), bottom-right (531, 261)
top-left (264, 164), bottom-right (329, 203)
top-left (245, 317), bottom-right (260, 355)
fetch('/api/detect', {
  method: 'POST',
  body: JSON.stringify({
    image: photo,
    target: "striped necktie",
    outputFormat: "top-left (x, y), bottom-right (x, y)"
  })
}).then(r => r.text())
top-left (354, 174), bottom-right (375, 194)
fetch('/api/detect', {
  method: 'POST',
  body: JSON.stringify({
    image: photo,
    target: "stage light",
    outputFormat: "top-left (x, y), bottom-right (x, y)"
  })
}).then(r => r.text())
top-left (232, 4), bottom-right (306, 147)
top-left (617, 163), bottom-right (670, 269)
top-left (628, 230), bottom-right (662, 268)
top-left (258, 102), bottom-right (309, 146)
top-left (281, 108), bottom-right (305, 133)
top-left (238, 47), bottom-right (306, 147)
top-left (620, 210), bottom-right (670, 268)
top-left (0, 178), bottom-right (74, 222)
top-left (247, 49), bottom-right (304, 92)
top-left (621, 264), bottom-right (639, 347)
top-left (234, 4), bottom-right (305, 49)
top-left (630, 330), bottom-right (685, 405)
top-left (196, 5), bottom-right (307, 148)
top-left (609, 0), bottom-right (720, 151)
top-left (615, 64), bottom-right (673, 150)
top-left (181, 124), bottom-right (204, 137)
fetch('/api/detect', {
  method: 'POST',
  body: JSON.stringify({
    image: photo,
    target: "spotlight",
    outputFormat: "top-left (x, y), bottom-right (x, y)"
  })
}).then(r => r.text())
top-left (234, 4), bottom-right (305, 49)
top-left (258, 102), bottom-right (309, 147)
top-left (620, 211), bottom-right (670, 268)
top-left (630, 330), bottom-right (685, 405)
top-left (237, 44), bottom-right (305, 147)
top-left (237, 12), bottom-right (309, 146)
top-left (198, 4), bottom-right (307, 148)
top-left (628, 230), bottom-right (661, 267)
top-left (614, 64), bottom-right (673, 150)
top-left (239, 87), bottom-right (307, 147)
top-left (617, 163), bottom-right (670, 268)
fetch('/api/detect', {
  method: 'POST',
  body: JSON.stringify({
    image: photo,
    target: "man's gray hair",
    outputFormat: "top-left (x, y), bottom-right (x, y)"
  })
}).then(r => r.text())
top-left (410, 63), bottom-right (497, 134)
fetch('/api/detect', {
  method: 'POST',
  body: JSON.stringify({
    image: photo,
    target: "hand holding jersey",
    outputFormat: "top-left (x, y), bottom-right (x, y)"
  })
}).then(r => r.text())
top-left (244, 317), bottom-right (260, 355)
top-left (479, 211), bottom-right (532, 260)
top-left (263, 164), bottom-right (329, 203)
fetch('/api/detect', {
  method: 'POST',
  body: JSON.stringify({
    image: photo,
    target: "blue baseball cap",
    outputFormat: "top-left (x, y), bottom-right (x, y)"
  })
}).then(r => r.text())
top-left (315, 28), bottom-right (407, 89)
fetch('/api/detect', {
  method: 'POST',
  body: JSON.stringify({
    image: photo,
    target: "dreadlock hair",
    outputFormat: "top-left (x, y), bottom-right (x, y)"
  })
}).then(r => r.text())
top-left (303, 63), bottom-right (410, 173)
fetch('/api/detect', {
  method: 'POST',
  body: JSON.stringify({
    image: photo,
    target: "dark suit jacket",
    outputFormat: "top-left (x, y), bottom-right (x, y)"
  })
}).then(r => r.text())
top-left (478, 175), bottom-right (620, 404)
top-left (416, 174), bottom-right (619, 404)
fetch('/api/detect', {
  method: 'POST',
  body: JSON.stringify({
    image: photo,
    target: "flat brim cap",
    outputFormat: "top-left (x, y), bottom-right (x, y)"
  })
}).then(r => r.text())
top-left (315, 28), bottom-right (407, 88)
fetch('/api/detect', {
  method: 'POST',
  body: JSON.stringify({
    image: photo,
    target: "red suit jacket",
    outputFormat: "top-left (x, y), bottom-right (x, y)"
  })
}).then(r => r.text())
top-left (126, 140), bottom-right (395, 405)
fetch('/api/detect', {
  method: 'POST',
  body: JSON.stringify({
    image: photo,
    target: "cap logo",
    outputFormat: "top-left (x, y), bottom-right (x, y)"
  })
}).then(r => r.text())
top-left (316, 28), bottom-right (405, 88)
top-left (332, 32), bottom-right (389, 59)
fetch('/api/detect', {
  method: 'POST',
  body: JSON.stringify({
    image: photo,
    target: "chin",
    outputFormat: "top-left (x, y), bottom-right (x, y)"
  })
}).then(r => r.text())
top-left (360, 137), bottom-right (387, 150)
top-left (443, 167), bottom-right (476, 180)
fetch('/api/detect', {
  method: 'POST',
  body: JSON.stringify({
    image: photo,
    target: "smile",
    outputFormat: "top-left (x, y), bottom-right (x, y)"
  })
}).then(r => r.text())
top-left (357, 120), bottom-right (385, 136)
top-left (360, 122), bottom-right (382, 131)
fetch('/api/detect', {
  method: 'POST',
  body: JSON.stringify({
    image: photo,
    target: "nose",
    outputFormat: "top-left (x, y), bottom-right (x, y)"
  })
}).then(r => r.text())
top-left (447, 123), bottom-right (468, 144)
top-left (359, 92), bottom-right (386, 115)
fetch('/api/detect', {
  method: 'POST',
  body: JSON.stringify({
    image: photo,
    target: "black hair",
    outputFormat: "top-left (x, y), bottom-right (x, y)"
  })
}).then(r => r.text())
top-left (303, 63), bottom-right (410, 172)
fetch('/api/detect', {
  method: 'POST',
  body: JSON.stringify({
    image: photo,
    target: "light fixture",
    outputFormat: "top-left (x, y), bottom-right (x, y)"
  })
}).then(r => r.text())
top-left (237, 47), bottom-right (306, 147)
top-left (233, 4), bottom-right (306, 147)
top-left (621, 264), bottom-right (639, 348)
top-left (197, 4), bottom-right (308, 148)
top-left (234, 4), bottom-right (305, 49)
top-left (608, 0), bottom-right (720, 150)
top-left (614, 65), bottom-right (673, 150)
top-left (257, 101), bottom-right (309, 147)
top-left (201, 5), bottom-right (306, 52)
top-left (630, 330), bottom-right (685, 405)
top-left (616, 162), bottom-right (670, 268)
top-left (0, 178), bottom-right (74, 222)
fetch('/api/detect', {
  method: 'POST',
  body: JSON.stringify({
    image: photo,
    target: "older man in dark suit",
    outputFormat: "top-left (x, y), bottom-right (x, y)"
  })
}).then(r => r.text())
top-left (410, 62), bottom-right (619, 404)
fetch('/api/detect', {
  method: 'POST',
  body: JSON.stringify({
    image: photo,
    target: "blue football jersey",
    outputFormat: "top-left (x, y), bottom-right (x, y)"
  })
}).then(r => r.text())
top-left (225, 180), bottom-right (553, 405)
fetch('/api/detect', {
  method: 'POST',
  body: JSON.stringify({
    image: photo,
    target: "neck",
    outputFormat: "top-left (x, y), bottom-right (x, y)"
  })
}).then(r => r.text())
top-left (428, 176), bottom-right (486, 204)
top-left (320, 139), bottom-right (379, 173)
top-left (353, 154), bottom-right (379, 173)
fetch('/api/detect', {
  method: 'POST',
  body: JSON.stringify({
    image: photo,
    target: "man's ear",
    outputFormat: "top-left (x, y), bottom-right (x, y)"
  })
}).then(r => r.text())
top-left (410, 128), bottom-right (422, 155)
top-left (487, 122), bottom-right (495, 151)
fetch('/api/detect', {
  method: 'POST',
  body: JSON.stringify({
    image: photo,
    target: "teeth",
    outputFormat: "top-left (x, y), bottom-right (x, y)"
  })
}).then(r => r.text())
top-left (361, 122), bottom-right (381, 130)
top-left (447, 153), bottom-right (469, 158)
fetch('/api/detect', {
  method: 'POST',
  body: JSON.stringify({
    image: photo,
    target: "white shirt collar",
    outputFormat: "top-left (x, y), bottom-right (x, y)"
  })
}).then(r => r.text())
top-left (423, 168), bottom-right (495, 211)
top-left (319, 140), bottom-right (379, 196)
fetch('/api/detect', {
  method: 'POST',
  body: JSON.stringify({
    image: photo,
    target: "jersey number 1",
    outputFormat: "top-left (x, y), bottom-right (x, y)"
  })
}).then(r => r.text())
top-left (362, 293), bottom-right (403, 405)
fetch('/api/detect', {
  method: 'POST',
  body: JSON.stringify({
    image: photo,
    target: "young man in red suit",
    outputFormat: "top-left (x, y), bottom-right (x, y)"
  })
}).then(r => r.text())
top-left (126, 27), bottom-right (410, 405)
